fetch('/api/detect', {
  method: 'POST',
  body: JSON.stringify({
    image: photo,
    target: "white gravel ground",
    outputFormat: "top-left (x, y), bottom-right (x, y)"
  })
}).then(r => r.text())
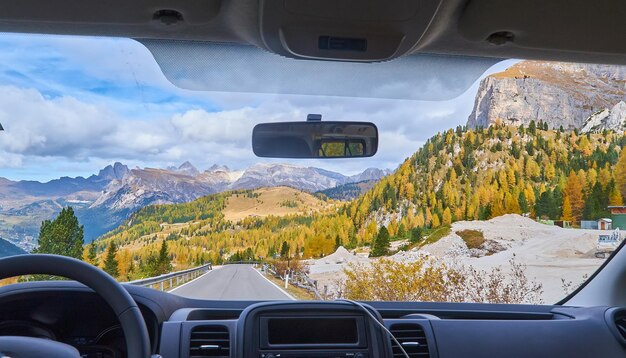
top-left (307, 214), bottom-right (611, 303)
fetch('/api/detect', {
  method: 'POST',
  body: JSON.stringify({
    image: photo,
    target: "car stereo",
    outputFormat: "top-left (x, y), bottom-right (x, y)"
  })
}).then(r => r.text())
top-left (237, 302), bottom-right (391, 358)
top-left (261, 316), bottom-right (364, 347)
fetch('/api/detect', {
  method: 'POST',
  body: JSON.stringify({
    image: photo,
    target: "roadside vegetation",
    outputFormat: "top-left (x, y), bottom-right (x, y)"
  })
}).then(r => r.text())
top-left (263, 273), bottom-right (316, 300)
top-left (264, 259), bottom-right (317, 300)
top-left (340, 258), bottom-right (544, 304)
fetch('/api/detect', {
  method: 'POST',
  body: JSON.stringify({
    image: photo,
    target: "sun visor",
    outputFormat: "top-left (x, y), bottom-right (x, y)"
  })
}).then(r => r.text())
top-left (139, 40), bottom-right (501, 101)
top-left (459, 0), bottom-right (626, 55)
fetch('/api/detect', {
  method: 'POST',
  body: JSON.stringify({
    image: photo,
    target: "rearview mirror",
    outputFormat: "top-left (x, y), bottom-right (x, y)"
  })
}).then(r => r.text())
top-left (252, 121), bottom-right (378, 158)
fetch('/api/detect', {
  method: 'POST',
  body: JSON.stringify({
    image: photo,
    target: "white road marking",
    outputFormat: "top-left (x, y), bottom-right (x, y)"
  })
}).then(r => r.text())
top-left (253, 267), bottom-right (296, 300)
top-left (169, 266), bottom-right (221, 293)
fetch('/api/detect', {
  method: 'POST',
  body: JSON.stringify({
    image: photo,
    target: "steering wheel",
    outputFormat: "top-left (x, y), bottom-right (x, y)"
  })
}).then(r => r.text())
top-left (0, 254), bottom-right (151, 358)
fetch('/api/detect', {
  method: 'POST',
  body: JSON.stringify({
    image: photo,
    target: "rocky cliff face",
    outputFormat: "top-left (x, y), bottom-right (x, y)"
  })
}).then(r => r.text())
top-left (581, 101), bottom-right (626, 133)
top-left (91, 168), bottom-right (218, 211)
top-left (467, 61), bottom-right (626, 130)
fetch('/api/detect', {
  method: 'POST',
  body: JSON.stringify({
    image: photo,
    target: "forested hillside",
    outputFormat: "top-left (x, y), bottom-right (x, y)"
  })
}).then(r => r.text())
top-left (94, 122), bottom-right (626, 280)
top-left (94, 187), bottom-right (349, 279)
top-left (347, 121), bottom-right (626, 237)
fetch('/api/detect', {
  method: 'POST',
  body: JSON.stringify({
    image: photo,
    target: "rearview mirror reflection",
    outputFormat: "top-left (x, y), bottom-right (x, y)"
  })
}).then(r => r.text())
top-left (252, 121), bottom-right (378, 159)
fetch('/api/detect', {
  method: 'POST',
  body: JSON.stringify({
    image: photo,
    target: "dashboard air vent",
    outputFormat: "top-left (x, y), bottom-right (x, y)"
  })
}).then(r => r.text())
top-left (389, 323), bottom-right (430, 358)
top-left (189, 325), bottom-right (230, 358)
top-left (615, 314), bottom-right (626, 340)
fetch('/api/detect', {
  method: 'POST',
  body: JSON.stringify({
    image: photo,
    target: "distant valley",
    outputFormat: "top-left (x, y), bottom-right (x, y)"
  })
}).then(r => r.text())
top-left (316, 180), bottom-right (380, 201)
top-left (0, 237), bottom-right (26, 257)
top-left (0, 162), bottom-right (389, 250)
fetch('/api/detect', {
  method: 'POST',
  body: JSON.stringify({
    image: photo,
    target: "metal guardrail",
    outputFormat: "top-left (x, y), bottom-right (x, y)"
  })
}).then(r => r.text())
top-left (224, 260), bottom-right (261, 265)
top-left (292, 273), bottom-right (323, 300)
top-left (125, 263), bottom-right (212, 291)
top-left (262, 263), bottom-right (324, 300)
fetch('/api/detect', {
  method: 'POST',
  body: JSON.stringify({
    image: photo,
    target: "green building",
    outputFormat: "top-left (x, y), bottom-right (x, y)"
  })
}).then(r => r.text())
top-left (608, 206), bottom-right (626, 230)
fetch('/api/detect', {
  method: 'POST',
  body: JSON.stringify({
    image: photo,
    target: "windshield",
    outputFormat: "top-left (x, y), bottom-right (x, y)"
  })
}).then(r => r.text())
top-left (0, 33), bottom-right (620, 304)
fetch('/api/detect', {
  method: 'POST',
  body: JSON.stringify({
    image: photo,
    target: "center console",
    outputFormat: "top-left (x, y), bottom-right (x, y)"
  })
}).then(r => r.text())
top-left (237, 302), bottom-right (391, 358)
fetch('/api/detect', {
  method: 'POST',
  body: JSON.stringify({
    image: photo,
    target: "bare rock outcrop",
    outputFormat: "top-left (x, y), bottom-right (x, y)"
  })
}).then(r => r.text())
top-left (467, 61), bottom-right (626, 130)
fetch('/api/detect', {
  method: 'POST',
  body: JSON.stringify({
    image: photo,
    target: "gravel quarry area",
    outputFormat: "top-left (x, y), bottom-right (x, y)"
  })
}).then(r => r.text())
top-left (307, 214), bottom-right (610, 303)
top-left (306, 246), bottom-right (370, 297)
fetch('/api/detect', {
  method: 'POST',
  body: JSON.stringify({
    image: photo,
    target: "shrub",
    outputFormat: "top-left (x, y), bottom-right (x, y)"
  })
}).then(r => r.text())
top-left (456, 229), bottom-right (485, 249)
top-left (280, 200), bottom-right (299, 208)
top-left (270, 259), bottom-right (309, 278)
top-left (340, 258), bottom-right (543, 304)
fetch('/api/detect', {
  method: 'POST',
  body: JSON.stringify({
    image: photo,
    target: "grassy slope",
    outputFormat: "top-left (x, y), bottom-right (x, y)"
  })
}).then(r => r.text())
top-left (223, 186), bottom-right (332, 222)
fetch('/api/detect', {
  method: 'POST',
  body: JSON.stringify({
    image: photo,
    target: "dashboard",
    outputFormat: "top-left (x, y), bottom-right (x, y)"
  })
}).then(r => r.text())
top-left (1, 281), bottom-right (626, 358)
top-left (0, 288), bottom-right (160, 357)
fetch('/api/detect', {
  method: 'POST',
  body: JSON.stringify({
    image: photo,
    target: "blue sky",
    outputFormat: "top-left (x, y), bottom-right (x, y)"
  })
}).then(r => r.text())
top-left (0, 33), bottom-right (515, 181)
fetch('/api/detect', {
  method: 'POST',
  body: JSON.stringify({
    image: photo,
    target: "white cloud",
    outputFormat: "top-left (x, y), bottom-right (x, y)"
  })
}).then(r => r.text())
top-left (0, 86), bottom-right (116, 156)
top-left (0, 33), bottom-right (519, 181)
top-left (0, 83), bottom-right (474, 178)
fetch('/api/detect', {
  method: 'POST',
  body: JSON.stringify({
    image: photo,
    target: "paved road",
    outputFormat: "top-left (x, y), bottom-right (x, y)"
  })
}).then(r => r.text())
top-left (170, 264), bottom-right (293, 300)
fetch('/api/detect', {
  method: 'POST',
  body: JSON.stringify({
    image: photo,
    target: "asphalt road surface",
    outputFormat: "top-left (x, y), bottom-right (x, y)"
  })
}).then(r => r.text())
top-left (170, 264), bottom-right (294, 300)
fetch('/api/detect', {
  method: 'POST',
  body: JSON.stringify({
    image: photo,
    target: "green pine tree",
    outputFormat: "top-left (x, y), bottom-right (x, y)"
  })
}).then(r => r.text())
top-left (280, 241), bottom-right (290, 259)
top-left (409, 227), bottom-right (423, 244)
top-left (370, 226), bottom-right (390, 257)
top-left (397, 223), bottom-right (407, 240)
top-left (157, 240), bottom-right (173, 274)
top-left (34, 207), bottom-right (84, 259)
top-left (535, 190), bottom-right (557, 219)
top-left (528, 120), bottom-right (537, 135)
top-left (518, 192), bottom-right (529, 213)
top-left (127, 259), bottom-right (135, 280)
top-left (103, 242), bottom-right (119, 278)
top-left (87, 244), bottom-right (99, 267)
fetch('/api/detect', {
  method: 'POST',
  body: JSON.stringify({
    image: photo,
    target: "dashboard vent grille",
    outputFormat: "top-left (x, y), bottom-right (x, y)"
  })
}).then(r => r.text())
top-left (189, 325), bottom-right (230, 358)
top-left (389, 323), bottom-right (430, 358)
top-left (615, 315), bottom-right (626, 340)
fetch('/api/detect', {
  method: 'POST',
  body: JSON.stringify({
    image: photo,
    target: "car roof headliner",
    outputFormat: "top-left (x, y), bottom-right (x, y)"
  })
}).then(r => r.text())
top-left (0, 0), bottom-right (624, 65)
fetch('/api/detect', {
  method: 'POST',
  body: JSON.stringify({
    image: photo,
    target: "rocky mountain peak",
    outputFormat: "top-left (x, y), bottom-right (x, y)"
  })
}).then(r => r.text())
top-left (176, 161), bottom-right (200, 176)
top-left (97, 162), bottom-right (129, 181)
top-left (206, 164), bottom-right (230, 172)
top-left (467, 60), bottom-right (626, 130)
top-left (349, 168), bottom-right (392, 182)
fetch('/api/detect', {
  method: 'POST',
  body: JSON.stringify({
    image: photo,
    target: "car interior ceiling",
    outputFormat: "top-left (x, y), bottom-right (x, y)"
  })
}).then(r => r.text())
top-left (0, 0), bottom-right (626, 64)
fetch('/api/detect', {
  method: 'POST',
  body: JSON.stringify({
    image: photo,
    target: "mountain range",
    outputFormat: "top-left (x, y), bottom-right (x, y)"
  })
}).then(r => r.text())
top-left (0, 162), bottom-right (390, 250)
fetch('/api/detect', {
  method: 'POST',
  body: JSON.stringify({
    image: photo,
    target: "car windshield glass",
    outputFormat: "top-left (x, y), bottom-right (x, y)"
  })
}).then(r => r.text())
top-left (0, 33), bottom-right (621, 304)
